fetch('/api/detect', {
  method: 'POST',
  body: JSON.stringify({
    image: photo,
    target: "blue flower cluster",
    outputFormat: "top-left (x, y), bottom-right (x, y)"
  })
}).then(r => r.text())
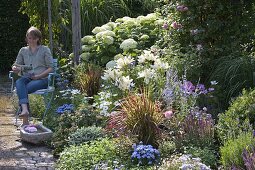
top-left (56, 104), bottom-right (74, 114)
top-left (131, 142), bottom-right (160, 166)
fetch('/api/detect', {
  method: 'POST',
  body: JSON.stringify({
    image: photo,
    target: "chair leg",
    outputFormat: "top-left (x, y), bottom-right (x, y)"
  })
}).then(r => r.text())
top-left (42, 92), bottom-right (54, 124)
top-left (15, 107), bottom-right (21, 126)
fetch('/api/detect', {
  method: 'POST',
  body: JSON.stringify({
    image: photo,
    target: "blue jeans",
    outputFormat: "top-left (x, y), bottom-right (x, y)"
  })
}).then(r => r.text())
top-left (16, 77), bottom-right (48, 104)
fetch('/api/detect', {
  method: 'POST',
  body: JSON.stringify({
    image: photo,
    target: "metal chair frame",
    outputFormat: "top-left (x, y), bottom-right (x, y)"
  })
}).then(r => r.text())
top-left (9, 59), bottom-right (58, 125)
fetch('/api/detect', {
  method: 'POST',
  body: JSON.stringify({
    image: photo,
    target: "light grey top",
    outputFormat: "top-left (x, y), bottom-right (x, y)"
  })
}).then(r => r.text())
top-left (14, 45), bottom-right (53, 76)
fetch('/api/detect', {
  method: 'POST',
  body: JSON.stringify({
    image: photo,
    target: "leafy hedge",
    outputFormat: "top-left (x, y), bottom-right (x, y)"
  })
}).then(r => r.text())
top-left (0, 0), bottom-right (29, 73)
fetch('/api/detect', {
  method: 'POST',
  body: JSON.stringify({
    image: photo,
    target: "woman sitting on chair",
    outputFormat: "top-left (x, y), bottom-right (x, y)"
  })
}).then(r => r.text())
top-left (12, 26), bottom-right (53, 126)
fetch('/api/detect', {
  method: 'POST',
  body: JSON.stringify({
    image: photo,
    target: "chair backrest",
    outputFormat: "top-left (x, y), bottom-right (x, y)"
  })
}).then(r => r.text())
top-left (53, 58), bottom-right (58, 73)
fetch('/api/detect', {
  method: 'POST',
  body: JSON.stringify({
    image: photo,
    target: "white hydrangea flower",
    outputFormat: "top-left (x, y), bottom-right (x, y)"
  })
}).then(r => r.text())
top-left (101, 24), bottom-right (112, 31)
top-left (80, 52), bottom-right (91, 61)
top-left (138, 68), bottom-right (156, 84)
top-left (92, 26), bottom-right (106, 34)
top-left (140, 34), bottom-right (149, 40)
top-left (116, 56), bottom-right (134, 69)
top-left (154, 19), bottom-right (165, 26)
top-left (96, 30), bottom-right (115, 39)
top-left (106, 60), bottom-right (117, 69)
top-left (145, 13), bottom-right (157, 20)
top-left (82, 45), bottom-right (91, 52)
top-left (118, 76), bottom-right (134, 90)
top-left (120, 38), bottom-right (138, 51)
top-left (106, 22), bottom-right (117, 29)
top-left (151, 58), bottom-right (169, 70)
top-left (103, 36), bottom-right (114, 45)
top-left (81, 35), bottom-right (95, 44)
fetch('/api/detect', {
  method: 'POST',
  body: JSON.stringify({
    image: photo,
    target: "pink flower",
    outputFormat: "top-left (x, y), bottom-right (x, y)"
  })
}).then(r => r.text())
top-left (171, 21), bottom-right (182, 29)
top-left (163, 110), bottom-right (173, 119)
top-left (176, 5), bottom-right (188, 12)
top-left (162, 23), bottom-right (169, 30)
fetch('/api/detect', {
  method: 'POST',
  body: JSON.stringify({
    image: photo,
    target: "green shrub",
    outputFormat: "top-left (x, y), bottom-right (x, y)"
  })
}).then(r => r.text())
top-left (217, 88), bottom-right (255, 143)
top-left (56, 138), bottom-right (119, 170)
top-left (68, 126), bottom-right (106, 146)
top-left (186, 146), bottom-right (217, 168)
top-left (29, 94), bottom-right (46, 119)
top-left (158, 140), bottom-right (176, 159)
top-left (220, 131), bottom-right (255, 169)
top-left (51, 106), bottom-right (97, 156)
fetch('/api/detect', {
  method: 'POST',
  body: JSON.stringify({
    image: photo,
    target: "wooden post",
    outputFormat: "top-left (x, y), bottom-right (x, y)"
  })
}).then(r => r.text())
top-left (48, 0), bottom-right (53, 53)
top-left (71, 0), bottom-right (81, 66)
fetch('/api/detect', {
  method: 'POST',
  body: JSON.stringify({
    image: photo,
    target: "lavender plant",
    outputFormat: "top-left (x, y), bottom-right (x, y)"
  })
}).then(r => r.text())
top-left (242, 146), bottom-right (255, 170)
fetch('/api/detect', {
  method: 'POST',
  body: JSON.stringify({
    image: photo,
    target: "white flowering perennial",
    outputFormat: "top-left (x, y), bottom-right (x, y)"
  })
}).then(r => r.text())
top-left (138, 50), bottom-right (158, 63)
top-left (116, 56), bottom-right (134, 69)
top-left (95, 30), bottom-right (116, 39)
top-left (92, 26), bottom-right (107, 34)
top-left (120, 38), bottom-right (138, 51)
top-left (101, 68), bottom-right (123, 81)
top-left (138, 68), bottom-right (157, 84)
top-left (151, 58), bottom-right (169, 70)
top-left (117, 76), bottom-right (134, 91)
top-left (93, 91), bottom-right (115, 116)
top-left (81, 35), bottom-right (96, 44)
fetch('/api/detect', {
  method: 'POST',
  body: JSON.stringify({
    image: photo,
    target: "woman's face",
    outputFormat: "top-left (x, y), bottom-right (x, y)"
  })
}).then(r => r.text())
top-left (26, 34), bottom-right (39, 47)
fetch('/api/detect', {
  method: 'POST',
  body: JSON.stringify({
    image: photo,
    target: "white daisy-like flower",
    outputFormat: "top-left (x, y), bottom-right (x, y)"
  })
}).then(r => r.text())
top-left (116, 56), bottom-right (134, 69)
top-left (120, 38), bottom-right (138, 51)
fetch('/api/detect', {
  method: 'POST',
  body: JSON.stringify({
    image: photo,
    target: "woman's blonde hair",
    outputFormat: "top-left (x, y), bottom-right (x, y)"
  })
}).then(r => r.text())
top-left (26, 26), bottom-right (42, 45)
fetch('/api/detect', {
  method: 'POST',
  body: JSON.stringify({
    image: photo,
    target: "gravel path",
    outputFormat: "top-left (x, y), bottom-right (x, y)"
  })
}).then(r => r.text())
top-left (0, 74), bottom-right (56, 170)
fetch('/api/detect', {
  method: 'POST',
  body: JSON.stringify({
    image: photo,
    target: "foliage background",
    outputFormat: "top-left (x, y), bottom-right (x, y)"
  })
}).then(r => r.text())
top-left (0, 0), bottom-right (29, 73)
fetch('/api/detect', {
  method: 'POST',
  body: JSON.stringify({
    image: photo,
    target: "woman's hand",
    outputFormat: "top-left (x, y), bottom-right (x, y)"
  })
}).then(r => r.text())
top-left (12, 65), bottom-right (21, 74)
top-left (30, 74), bottom-right (40, 80)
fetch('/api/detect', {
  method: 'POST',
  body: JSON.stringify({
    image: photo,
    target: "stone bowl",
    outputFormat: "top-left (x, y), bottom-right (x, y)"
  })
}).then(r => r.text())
top-left (20, 124), bottom-right (53, 144)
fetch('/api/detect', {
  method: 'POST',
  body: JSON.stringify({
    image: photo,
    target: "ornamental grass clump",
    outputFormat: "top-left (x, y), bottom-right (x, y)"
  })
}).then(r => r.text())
top-left (120, 89), bottom-right (163, 147)
top-left (131, 142), bottom-right (160, 166)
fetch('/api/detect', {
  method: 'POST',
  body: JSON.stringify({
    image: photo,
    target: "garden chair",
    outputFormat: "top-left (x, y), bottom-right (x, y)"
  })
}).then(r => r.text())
top-left (9, 58), bottom-right (58, 126)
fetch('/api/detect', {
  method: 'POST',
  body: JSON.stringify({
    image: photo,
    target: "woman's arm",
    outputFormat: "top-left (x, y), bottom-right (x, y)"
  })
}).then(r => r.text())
top-left (31, 67), bottom-right (53, 80)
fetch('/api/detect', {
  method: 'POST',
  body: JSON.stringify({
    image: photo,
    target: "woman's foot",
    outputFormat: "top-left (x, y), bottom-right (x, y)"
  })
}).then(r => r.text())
top-left (19, 111), bottom-right (29, 117)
